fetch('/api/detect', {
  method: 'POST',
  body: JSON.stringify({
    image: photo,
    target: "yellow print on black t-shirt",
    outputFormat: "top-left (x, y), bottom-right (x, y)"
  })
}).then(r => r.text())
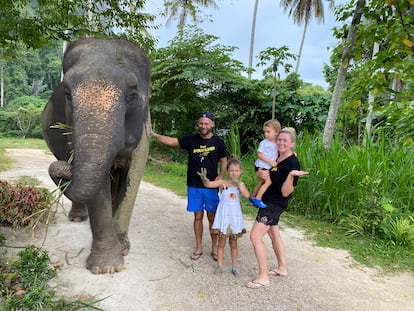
top-left (193, 145), bottom-right (216, 163)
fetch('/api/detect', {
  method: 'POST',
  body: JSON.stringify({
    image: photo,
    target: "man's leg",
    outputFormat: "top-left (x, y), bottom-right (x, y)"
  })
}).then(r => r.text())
top-left (193, 210), bottom-right (204, 255)
top-left (207, 211), bottom-right (218, 258)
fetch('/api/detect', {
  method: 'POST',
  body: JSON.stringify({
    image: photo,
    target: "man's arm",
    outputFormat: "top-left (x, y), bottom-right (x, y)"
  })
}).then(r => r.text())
top-left (152, 133), bottom-right (180, 147)
top-left (216, 156), bottom-right (227, 180)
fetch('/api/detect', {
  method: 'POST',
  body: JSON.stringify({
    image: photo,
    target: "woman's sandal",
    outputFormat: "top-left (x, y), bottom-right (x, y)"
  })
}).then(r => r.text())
top-left (268, 269), bottom-right (287, 277)
top-left (246, 280), bottom-right (270, 289)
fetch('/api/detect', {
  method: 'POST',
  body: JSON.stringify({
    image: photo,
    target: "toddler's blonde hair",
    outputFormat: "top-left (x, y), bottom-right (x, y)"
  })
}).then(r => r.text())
top-left (263, 119), bottom-right (281, 133)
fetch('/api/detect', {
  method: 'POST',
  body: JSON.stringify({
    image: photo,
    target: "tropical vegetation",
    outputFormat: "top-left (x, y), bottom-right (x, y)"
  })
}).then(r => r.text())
top-left (0, 2), bottom-right (413, 303)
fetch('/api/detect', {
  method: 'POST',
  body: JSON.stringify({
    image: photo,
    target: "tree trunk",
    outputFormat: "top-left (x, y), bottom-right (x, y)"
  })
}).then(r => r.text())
top-left (322, 0), bottom-right (366, 149)
top-left (363, 42), bottom-right (379, 145)
top-left (295, 21), bottom-right (308, 73)
top-left (248, 0), bottom-right (259, 80)
top-left (272, 69), bottom-right (277, 120)
top-left (1, 66), bottom-right (4, 108)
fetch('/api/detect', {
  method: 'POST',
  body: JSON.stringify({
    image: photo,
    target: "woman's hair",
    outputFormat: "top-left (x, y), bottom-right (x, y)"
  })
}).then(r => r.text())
top-left (263, 119), bottom-right (281, 133)
top-left (227, 154), bottom-right (242, 169)
top-left (279, 127), bottom-right (296, 144)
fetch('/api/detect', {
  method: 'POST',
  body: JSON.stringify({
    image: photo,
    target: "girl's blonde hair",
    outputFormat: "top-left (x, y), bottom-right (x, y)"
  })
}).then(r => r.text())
top-left (263, 119), bottom-right (281, 133)
top-left (227, 154), bottom-right (242, 170)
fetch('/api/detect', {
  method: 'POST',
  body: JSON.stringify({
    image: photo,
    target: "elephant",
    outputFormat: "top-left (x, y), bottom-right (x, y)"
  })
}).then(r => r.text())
top-left (41, 37), bottom-right (151, 274)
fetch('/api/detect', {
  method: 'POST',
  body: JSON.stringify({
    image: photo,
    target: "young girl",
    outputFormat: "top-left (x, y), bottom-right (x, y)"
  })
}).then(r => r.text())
top-left (250, 119), bottom-right (281, 208)
top-left (198, 156), bottom-right (250, 276)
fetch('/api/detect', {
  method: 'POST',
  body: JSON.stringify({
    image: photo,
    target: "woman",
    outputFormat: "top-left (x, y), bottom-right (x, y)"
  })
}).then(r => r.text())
top-left (247, 127), bottom-right (309, 289)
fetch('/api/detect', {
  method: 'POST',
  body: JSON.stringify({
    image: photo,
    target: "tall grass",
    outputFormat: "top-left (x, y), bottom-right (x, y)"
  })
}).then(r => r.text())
top-left (292, 132), bottom-right (414, 248)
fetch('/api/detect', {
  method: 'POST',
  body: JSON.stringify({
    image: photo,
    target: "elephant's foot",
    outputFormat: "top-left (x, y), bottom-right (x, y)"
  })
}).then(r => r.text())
top-left (117, 233), bottom-right (130, 256)
top-left (86, 250), bottom-right (124, 274)
top-left (68, 202), bottom-right (88, 222)
top-left (89, 264), bottom-right (124, 274)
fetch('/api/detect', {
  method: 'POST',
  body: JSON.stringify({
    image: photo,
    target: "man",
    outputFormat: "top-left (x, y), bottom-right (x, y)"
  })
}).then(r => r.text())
top-left (152, 112), bottom-right (227, 261)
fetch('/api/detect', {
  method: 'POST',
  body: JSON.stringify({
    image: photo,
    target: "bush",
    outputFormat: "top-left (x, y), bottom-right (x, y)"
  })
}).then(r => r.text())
top-left (0, 237), bottom-right (103, 310)
top-left (291, 132), bottom-right (414, 250)
top-left (0, 96), bottom-right (46, 138)
top-left (0, 180), bottom-right (52, 228)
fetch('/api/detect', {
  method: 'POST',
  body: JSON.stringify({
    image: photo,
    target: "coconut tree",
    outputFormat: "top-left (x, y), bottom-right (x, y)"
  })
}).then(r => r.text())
top-left (248, 0), bottom-right (331, 79)
top-left (163, 0), bottom-right (219, 30)
top-left (322, 0), bottom-right (366, 148)
top-left (248, 0), bottom-right (260, 80)
top-left (280, 0), bottom-right (333, 73)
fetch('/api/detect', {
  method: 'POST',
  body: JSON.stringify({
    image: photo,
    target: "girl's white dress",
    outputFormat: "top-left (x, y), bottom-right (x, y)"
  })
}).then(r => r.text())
top-left (212, 186), bottom-right (246, 239)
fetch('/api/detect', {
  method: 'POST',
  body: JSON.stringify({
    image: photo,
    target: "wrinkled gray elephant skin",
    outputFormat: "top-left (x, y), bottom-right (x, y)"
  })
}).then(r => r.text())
top-left (41, 37), bottom-right (151, 274)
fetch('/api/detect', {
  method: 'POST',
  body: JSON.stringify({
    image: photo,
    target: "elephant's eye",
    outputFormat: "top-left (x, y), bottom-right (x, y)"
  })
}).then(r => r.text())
top-left (64, 89), bottom-right (72, 101)
top-left (125, 90), bottom-right (138, 105)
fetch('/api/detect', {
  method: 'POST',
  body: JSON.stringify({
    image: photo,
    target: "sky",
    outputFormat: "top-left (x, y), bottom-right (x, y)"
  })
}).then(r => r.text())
top-left (145, 0), bottom-right (343, 89)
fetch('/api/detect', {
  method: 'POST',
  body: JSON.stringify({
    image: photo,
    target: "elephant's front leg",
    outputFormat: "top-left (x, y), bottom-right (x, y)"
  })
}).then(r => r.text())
top-left (86, 179), bottom-right (123, 274)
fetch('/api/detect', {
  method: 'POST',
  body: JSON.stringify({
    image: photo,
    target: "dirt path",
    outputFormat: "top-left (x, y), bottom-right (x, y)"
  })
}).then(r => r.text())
top-left (1, 148), bottom-right (413, 311)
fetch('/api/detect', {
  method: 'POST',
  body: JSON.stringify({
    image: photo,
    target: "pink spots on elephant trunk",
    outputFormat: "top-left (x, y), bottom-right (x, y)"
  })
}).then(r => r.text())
top-left (72, 80), bottom-right (124, 153)
top-left (73, 80), bottom-right (121, 112)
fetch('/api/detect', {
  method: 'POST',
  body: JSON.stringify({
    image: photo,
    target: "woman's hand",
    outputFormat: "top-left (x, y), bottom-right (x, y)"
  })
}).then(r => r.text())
top-left (289, 170), bottom-right (309, 177)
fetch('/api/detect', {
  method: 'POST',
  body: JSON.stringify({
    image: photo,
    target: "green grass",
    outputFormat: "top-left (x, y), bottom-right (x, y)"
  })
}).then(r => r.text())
top-left (282, 214), bottom-right (414, 273)
top-left (0, 149), bottom-right (12, 172)
top-left (0, 138), bottom-right (48, 172)
top-left (144, 161), bottom-right (188, 197)
top-left (0, 138), bottom-right (47, 150)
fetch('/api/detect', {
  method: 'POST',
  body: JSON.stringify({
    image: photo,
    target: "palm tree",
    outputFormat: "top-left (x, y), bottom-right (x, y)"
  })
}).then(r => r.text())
top-left (280, 0), bottom-right (332, 73)
top-left (248, 0), bottom-right (331, 79)
top-left (248, 0), bottom-right (260, 80)
top-left (163, 0), bottom-right (219, 30)
top-left (257, 46), bottom-right (296, 119)
top-left (322, 0), bottom-right (366, 148)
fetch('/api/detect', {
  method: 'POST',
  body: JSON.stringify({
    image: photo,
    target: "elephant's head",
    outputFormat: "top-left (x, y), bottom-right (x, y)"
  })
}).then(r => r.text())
top-left (45, 38), bottom-right (151, 203)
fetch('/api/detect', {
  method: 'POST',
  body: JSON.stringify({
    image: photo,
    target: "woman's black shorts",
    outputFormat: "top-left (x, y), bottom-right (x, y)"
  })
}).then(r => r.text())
top-left (255, 202), bottom-right (285, 226)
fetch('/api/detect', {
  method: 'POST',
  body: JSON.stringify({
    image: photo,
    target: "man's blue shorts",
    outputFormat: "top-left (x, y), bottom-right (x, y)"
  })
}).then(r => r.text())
top-left (187, 186), bottom-right (219, 213)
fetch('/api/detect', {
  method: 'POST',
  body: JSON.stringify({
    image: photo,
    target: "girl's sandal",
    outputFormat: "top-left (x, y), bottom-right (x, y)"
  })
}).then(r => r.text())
top-left (232, 267), bottom-right (241, 277)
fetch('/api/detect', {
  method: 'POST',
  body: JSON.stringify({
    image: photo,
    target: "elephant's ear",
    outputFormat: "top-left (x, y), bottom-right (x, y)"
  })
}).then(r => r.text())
top-left (41, 82), bottom-right (73, 161)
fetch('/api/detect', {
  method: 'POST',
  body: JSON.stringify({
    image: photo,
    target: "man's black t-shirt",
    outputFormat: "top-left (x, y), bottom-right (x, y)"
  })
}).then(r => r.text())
top-left (178, 134), bottom-right (226, 188)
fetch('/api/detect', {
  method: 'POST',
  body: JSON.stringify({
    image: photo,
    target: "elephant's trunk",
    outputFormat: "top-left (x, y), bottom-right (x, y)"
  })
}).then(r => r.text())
top-left (63, 80), bottom-right (125, 203)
